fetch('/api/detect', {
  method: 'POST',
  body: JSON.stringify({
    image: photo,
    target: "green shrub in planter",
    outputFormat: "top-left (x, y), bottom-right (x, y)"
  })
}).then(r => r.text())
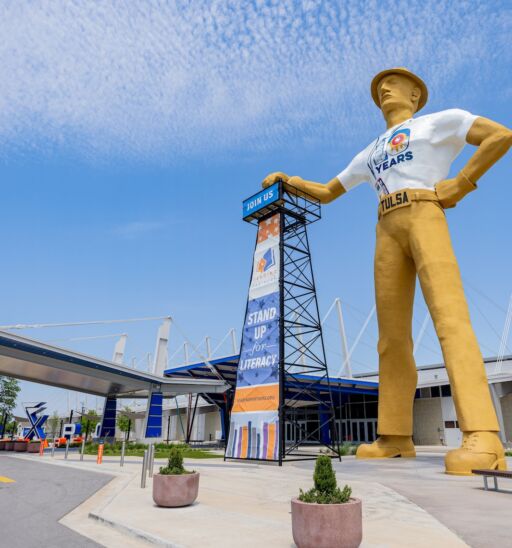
top-left (298, 455), bottom-right (352, 504)
top-left (292, 455), bottom-right (362, 547)
top-left (159, 447), bottom-right (193, 475)
top-left (153, 447), bottom-right (199, 507)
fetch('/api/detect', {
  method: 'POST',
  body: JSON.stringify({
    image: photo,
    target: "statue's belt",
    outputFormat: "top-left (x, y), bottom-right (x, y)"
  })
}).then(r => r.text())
top-left (378, 188), bottom-right (439, 219)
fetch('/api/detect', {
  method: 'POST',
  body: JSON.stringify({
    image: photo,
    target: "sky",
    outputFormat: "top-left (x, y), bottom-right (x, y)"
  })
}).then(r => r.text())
top-left (0, 1), bottom-right (510, 416)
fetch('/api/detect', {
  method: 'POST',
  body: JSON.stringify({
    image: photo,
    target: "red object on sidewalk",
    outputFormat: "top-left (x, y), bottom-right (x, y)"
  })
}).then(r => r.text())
top-left (39, 440), bottom-right (44, 456)
top-left (97, 443), bottom-right (104, 464)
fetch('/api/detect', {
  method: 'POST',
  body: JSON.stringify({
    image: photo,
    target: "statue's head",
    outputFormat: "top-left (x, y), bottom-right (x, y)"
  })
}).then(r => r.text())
top-left (371, 68), bottom-right (428, 116)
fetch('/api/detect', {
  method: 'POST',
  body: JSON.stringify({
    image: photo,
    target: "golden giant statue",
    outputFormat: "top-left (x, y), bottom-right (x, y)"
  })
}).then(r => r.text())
top-left (263, 67), bottom-right (512, 475)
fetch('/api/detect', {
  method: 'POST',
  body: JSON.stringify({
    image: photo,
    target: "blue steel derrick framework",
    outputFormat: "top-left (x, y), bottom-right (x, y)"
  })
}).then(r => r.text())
top-left (243, 181), bottom-right (341, 463)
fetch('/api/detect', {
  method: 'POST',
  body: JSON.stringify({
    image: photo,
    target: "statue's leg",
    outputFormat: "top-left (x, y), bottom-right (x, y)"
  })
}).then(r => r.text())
top-left (356, 218), bottom-right (417, 459)
top-left (411, 201), bottom-right (505, 475)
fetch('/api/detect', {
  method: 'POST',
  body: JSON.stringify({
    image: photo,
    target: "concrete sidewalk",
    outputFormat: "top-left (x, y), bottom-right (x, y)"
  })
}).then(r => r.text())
top-left (324, 454), bottom-right (512, 548)
top-left (11, 451), bottom-right (472, 547)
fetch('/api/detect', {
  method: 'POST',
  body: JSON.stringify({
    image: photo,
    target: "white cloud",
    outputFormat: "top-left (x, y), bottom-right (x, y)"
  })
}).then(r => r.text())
top-left (111, 220), bottom-right (166, 239)
top-left (0, 1), bottom-right (509, 162)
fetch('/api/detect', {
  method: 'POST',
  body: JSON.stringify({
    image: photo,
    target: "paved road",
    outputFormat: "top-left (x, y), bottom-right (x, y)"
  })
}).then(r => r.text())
top-left (0, 455), bottom-right (113, 548)
top-left (296, 455), bottom-right (512, 548)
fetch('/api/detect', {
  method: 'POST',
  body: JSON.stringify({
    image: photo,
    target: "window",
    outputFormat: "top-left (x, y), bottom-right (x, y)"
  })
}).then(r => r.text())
top-left (365, 402), bottom-right (378, 419)
top-left (444, 421), bottom-right (456, 428)
top-left (420, 387), bottom-right (431, 399)
top-left (359, 422), bottom-right (365, 441)
top-left (431, 386), bottom-right (440, 398)
top-left (350, 403), bottom-right (365, 419)
top-left (441, 385), bottom-right (452, 397)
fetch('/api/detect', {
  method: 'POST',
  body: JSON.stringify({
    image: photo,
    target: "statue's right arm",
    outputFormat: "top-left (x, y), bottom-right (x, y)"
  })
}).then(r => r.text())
top-left (261, 172), bottom-right (346, 204)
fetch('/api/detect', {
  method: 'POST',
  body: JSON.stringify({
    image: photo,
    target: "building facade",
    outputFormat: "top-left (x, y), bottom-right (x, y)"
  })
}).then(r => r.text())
top-left (126, 356), bottom-right (512, 448)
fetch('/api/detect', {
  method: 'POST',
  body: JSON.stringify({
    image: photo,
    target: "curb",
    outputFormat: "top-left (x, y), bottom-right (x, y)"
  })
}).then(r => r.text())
top-left (77, 459), bottom-right (184, 547)
top-left (6, 453), bottom-right (122, 477)
top-left (89, 511), bottom-right (184, 547)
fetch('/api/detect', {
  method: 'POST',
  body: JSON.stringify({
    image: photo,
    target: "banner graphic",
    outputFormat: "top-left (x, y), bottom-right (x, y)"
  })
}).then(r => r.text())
top-left (226, 214), bottom-right (281, 460)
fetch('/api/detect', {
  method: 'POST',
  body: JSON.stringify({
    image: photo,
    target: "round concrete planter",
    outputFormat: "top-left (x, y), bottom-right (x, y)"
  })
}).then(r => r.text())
top-left (28, 441), bottom-right (42, 453)
top-left (152, 472), bottom-right (200, 507)
top-left (0, 440), bottom-right (6, 450)
top-left (291, 497), bottom-right (362, 548)
top-left (4, 441), bottom-right (14, 451)
top-left (14, 440), bottom-right (28, 452)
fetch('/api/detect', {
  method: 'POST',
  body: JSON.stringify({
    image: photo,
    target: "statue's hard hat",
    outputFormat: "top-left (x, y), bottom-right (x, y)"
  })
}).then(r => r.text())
top-left (371, 67), bottom-right (428, 111)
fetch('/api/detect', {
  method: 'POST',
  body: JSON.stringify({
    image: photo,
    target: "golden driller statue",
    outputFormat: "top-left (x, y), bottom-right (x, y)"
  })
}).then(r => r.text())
top-left (263, 67), bottom-right (512, 475)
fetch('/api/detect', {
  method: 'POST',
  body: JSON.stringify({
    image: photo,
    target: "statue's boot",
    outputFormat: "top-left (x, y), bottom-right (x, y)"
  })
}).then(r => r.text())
top-left (356, 435), bottom-right (416, 459)
top-left (445, 431), bottom-right (507, 476)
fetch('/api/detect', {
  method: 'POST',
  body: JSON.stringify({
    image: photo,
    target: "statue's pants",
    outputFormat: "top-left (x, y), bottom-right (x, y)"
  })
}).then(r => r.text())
top-left (375, 190), bottom-right (499, 435)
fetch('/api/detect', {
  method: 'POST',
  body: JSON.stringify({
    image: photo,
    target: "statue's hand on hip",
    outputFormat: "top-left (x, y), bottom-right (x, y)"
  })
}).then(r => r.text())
top-left (435, 172), bottom-right (477, 209)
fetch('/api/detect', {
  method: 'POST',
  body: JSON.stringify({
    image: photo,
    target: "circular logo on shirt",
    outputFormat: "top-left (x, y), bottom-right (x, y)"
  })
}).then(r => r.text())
top-left (391, 133), bottom-right (405, 146)
top-left (387, 128), bottom-right (410, 156)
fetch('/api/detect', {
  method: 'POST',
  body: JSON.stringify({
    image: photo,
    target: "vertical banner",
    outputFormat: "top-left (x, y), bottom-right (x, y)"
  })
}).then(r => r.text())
top-left (226, 213), bottom-right (281, 460)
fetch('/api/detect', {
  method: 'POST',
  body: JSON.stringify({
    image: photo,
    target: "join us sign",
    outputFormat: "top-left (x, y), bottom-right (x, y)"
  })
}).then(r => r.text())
top-left (242, 183), bottom-right (280, 220)
top-left (225, 213), bottom-right (281, 460)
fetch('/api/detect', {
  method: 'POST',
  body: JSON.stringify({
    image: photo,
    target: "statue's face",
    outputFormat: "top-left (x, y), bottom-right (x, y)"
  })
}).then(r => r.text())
top-left (377, 74), bottom-right (421, 115)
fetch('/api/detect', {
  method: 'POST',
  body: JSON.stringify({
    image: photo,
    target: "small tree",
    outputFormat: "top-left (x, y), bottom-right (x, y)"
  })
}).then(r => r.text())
top-left (117, 406), bottom-right (132, 436)
top-left (298, 455), bottom-right (352, 504)
top-left (0, 377), bottom-right (20, 437)
top-left (47, 411), bottom-right (60, 438)
top-left (82, 409), bottom-right (101, 440)
top-left (0, 376), bottom-right (21, 419)
top-left (159, 447), bottom-right (190, 475)
top-left (6, 419), bottom-right (17, 439)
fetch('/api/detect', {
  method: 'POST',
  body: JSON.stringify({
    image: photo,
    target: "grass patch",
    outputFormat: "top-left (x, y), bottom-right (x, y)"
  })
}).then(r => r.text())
top-left (84, 441), bottom-right (222, 459)
top-left (319, 442), bottom-right (358, 457)
top-left (506, 450), bottom-right (512, 457)
top-left (338, 443), bottom-right (358, 456)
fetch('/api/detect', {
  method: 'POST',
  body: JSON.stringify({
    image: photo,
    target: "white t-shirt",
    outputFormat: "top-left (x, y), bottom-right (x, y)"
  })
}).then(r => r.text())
top-left (337, 109), bottom-right (478, 198)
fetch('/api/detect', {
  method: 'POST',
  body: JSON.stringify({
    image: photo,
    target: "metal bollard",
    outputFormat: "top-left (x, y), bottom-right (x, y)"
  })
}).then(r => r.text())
top-left (141, 449), bottom-right (148, 488)
top-left (120, 441), bottom-right (126, 467)
top-left (151, 443), bottom-right (156, 473)
top-left (51, 438), bottom-right (56, 457)
top-left (148, 443), bottom-right (154, 477)
top-left (80, 439), bottom-right (85, 461)
top-left (64, 439), bottom-right (70, 460)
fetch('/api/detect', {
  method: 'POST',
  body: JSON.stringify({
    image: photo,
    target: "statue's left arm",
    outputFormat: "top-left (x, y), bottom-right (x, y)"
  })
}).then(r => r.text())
top-left (436, 117), bottom-right (512, 208)
top-left (465, 117), bottom-right (512, 181)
